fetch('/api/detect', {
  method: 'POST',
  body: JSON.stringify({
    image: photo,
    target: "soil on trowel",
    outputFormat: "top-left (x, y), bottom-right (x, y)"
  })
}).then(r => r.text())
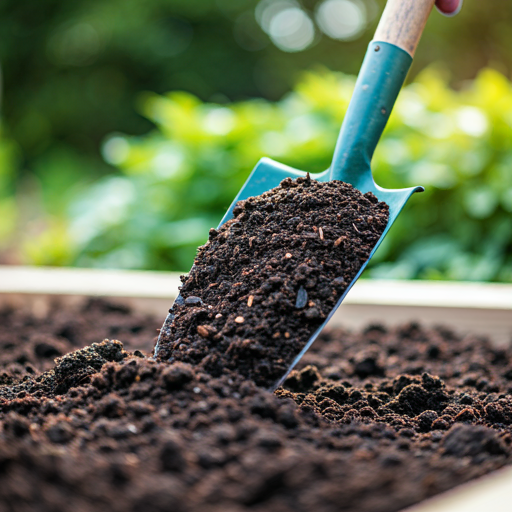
top-left (157, 176), bottom-right (389, 387)
top-left (2, 300), bottom-right (512, 512)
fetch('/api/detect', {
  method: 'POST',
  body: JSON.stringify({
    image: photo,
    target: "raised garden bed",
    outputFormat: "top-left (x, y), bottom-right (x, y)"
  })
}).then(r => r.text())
top-left (1, 266), bottom-right (512, 512)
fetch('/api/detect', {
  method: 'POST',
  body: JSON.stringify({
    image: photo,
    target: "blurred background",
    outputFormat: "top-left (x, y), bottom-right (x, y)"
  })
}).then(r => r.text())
top-left (0, 0), bottom-right (511, 280)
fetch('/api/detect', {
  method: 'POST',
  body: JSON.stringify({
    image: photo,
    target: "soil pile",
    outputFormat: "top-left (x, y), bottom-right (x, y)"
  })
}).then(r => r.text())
top-left (0, 298), bottom-right (157, 385)
top-left (157, 176), bottom-right (389, 387)
top-left (2, 301), bottom-right (512, 512)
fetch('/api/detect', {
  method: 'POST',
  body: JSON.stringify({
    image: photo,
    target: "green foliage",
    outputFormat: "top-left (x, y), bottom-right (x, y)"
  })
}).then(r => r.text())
top-left (0, 126), bottom-right (19, 251)
top-left (1, 0), bottom-right (511, 217)
top-left (371, 69), bottom-right (512, 281)
top-left (48, 67), bottom-right (512, 281)
top-left (2, 0), bottom-right (512, 276)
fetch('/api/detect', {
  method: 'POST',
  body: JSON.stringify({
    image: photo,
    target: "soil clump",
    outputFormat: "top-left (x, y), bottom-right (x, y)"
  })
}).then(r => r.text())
top-left (157, 176), bottom-right (389, 387)
top-left (2, 301), bottom-right (512, 512)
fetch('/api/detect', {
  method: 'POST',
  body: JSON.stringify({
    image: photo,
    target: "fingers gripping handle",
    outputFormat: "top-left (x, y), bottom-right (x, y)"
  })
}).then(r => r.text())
top-left (374, 0), bottom-right (436, 57)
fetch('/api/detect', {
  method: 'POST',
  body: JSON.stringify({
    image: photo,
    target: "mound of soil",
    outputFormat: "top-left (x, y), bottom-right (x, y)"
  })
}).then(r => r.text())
top-left (2, 300), bottom-right (512, 512)
top-left (157, 176), bottom-right (389, 387)
top-left (0, 298), bottom-right (157, 386)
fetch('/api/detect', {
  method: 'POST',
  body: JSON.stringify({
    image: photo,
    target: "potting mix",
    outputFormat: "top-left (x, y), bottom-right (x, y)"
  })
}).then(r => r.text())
top-left (1, 178), bottom-right (512, 512)
top-left (157, 176), bottom-right (389, 387)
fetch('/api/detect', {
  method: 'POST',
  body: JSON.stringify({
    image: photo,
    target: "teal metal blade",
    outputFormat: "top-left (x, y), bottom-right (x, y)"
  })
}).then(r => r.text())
top-left (155, 42), bottom-right (424, 389)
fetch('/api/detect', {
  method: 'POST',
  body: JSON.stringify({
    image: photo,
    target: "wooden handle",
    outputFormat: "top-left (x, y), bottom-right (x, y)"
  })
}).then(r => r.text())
top-left (374, 0), bottom-right (436, 57)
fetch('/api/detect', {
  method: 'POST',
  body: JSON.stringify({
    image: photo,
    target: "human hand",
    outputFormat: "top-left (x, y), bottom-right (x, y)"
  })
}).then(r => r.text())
top-left (435, 0), bottom-right (463, 16)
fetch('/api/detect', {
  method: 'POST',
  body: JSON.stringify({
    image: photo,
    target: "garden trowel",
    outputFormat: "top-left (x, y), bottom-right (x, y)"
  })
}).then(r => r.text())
top-left (155, 0), bottom-right (435, 388)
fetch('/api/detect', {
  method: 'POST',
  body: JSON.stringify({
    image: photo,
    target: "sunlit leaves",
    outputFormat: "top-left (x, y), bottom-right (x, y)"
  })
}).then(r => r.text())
top-left (8, 67), bottom-right (512, 280)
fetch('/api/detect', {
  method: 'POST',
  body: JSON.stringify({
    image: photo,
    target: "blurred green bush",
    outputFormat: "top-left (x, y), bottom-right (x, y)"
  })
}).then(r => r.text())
top-left (1, 0), bottom-right (511, 227)
top-left (2, 0), bottom-right (512, 279)
top-left (21, 67), bottom-right (511, 281)
top-left (0, 126), bottom-right (19, 254)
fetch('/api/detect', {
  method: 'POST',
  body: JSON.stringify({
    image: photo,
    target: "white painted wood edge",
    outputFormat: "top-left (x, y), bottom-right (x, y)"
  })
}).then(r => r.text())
top-left (348, 279), bottom-right (512, 310)
top-left (0, 266), bottom-right (511, 310)
top-left (403, 464), bottom-right (512, 512)
top-left (0, 266), bottom-right (182, 299)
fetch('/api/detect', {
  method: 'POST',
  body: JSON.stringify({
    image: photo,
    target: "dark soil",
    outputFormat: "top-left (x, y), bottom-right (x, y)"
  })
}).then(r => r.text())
top-left (2, 300), bottom-right (512, 512)
top-left (157, 176), bottom-right (389, 387)
top-left (0, 298), bottom-right (156, 386)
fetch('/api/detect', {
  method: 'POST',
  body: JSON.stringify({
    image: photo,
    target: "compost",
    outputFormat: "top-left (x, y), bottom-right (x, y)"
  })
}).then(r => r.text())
top-left (157, 176), bottom-right (389, 387)
top-left (2, 299), bottom-right (512, 512)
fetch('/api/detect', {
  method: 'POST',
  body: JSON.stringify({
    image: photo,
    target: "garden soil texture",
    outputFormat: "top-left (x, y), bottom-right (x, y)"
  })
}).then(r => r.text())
top-left (157, 176), bottom-right (389, 388)
top-left (2, 300), bottom-right (512, 512)
top-left (2, 178), bottom-right (512, 512)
